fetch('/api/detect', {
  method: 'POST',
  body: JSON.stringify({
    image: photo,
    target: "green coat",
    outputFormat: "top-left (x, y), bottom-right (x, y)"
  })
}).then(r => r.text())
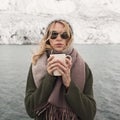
top-left (24, 63), bottom-right (96, 120)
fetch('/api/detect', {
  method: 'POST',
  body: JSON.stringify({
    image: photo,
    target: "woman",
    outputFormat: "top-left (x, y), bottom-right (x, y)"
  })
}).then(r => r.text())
top-left (24, 19), bottom-right (96, 120)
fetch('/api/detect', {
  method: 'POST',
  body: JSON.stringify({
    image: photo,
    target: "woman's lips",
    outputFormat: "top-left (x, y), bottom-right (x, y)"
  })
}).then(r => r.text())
top-left (55, 43), bottom-right (63, 46)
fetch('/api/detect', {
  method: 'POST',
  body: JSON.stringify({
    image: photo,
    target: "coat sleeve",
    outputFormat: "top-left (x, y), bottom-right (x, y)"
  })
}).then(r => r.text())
top-left (24, 64), bottom-right (56, 118)
top-left (65, 63), bottom-right (96, 120)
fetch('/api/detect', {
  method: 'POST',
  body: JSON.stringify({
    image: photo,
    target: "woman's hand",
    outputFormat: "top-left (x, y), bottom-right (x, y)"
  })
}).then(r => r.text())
top-left (47, 56), bottom-right (72, 88)
top-left (57, 58), bottom-right (72, 88)
top-left (47, 56), bottom-right (57, 75)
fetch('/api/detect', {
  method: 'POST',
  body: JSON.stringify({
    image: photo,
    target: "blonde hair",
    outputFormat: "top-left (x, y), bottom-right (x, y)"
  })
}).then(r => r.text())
top-left (32, 19), bottom-right (74, 65)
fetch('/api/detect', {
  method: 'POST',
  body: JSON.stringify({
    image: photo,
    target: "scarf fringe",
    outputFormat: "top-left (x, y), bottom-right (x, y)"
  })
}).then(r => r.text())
top-left (35, 103), bottom-right (78, 120)
top-left (35, 102), bottom-right (50, 116)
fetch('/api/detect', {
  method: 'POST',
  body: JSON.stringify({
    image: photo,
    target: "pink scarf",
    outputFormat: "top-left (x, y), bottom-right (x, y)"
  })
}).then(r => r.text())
top-left (32, 47), bottom-right (85, 120)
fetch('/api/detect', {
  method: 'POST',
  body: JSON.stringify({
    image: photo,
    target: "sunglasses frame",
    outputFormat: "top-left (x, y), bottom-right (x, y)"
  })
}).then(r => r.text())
top-left (50, 31), bottom-right (70, 40)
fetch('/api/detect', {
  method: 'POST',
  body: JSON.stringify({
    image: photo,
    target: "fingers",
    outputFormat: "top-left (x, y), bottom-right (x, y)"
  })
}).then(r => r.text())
top-left (56, 60), bottom-right (70, 76)
top-left (47, 55), bottom-right (54, 63)
top-left (65, 58), bottom-right (72, 69)
top-left (47, 56), bottom-right (72, 76)
top-left (57, 60), bottom-right (71, 88)
top-left (47, 56), bottom-right (71, 87)
top-left (47, 56), bottom-right (56, 75)
top-left (47, 56), bottom-right (65, 75)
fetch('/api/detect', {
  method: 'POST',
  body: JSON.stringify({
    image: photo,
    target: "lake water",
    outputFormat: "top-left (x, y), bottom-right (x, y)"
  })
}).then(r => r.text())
top-left (0, 44), bottom-right (120, 120)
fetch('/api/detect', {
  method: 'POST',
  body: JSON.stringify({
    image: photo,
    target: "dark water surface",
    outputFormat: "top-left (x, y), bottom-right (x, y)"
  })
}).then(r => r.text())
top-left (0, 44), bottom-right (120, 120)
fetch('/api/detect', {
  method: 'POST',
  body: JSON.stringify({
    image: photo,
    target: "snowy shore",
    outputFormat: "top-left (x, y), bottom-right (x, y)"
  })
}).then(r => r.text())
top-left (1, 0), bottom-right (120, 44)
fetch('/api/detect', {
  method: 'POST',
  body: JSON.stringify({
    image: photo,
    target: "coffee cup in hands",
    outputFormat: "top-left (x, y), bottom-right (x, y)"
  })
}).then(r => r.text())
top-left (50, 54), bottom-right (72, 76)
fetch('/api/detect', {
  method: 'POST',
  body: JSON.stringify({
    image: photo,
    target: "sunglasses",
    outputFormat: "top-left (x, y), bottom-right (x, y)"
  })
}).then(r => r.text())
top-left (50, 31), bottom-right (69, 39)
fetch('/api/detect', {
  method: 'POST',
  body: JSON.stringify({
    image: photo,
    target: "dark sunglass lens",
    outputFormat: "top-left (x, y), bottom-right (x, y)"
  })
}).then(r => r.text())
top-left (61, 32), bottom-right (69, 39)
top-left (50, 32), bottom-right (58, 39)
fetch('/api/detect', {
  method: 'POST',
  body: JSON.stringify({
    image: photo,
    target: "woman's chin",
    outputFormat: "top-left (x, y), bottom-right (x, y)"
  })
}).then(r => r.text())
top-left (54, 48), bottom-right (64, 52)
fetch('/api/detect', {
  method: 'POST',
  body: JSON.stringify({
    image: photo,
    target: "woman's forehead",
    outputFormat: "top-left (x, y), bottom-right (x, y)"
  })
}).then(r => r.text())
top-left (49, 22), bottom-right (66, 31)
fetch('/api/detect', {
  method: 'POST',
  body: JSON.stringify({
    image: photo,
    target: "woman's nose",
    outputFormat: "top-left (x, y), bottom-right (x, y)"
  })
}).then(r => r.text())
top-left (56, 34), bottom-right (62, 40)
